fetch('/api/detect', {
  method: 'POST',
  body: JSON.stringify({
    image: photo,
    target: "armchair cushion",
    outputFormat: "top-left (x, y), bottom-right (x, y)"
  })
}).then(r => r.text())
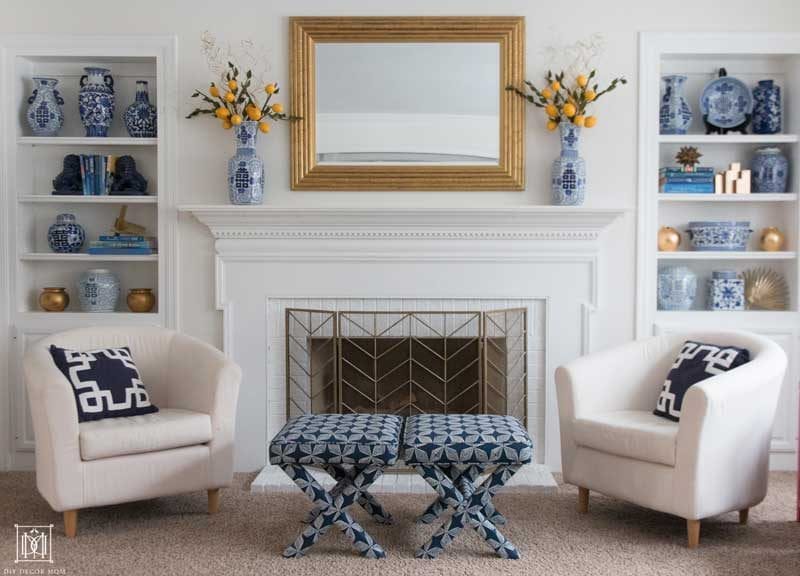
top-left (79, 408), bottom-right (212, 461)
top-left (573, 410), bottom-right (678, 466)
top-left (654, 341), bottom-right (749, 422)
top-left (49, 345), bottom-right (158, 422)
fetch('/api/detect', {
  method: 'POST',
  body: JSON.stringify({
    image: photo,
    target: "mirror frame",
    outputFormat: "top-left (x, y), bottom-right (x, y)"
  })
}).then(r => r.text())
top-left (290, 16), bottom-right (525, 191)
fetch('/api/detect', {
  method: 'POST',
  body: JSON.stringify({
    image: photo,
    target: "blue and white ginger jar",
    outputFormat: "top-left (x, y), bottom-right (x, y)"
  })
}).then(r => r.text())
top-left (658, 266), bottom-right (697, 311)
top-left (752, 80), bottom-right (781, 135)
top-left (552, 122), bottom-right (586, 205)
top-left (47, 213), bottom-right (85, 253)
top-left (751, 147), bottom-right (788, 193)
top-left (228, 120), bottom-right (264, 204)
top-left (659, 75), bottom-right (692, 135)
top-left (26, 77), bottom-right (64, 136)
top-left (124, 80), bottom-right (157, 138)
top-left (79, 67), bottom-right (115, 137)
top-left (77, 269), bottom-right (120, 312)
top-left (708, 270), bottom-right (745, 311)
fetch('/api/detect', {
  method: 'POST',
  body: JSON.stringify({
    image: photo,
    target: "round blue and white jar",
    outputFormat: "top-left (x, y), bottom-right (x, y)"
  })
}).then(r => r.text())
top-left (752, 147), bottom-right (788, 193)
top-left (124, 80), bottom-right (157, 138)
top-left (77, 269), bottom-right (120, 312)
top-left (752, 80), bottom-right (781, 135)
top-left (47, 213), bottom-right (85, 253)
top-left (708, 270), bottom-right (745, 311)
top-left (78, 67), bottom-right (115, 137)
top-left (657, 266), bottom-right (697, 311)
top-left (552, 122), bottom-right (586, 205)
top-left (659, 75), bottom-right (692, 135)
top-left (26, 77), bottom-right (64, 136)
top-left (228, 120), bottom-right (264, 204)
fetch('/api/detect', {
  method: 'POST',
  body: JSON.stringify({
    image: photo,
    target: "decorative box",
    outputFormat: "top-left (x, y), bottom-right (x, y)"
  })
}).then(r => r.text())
top-left (687, 221), bottom-right (752, 251)
top-left (708, 270), bottom-right (745, 311)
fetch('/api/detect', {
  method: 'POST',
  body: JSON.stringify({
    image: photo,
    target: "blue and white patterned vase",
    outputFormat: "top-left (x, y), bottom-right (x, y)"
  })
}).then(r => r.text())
top-left (47, 213), bottom-right (85, 253)
top-left (77, 269), bottom-right (120, 312)
top-left (659, 75), bottom-right (692, 135)
top-left (551, 122), bottom-right (586, 205)
top-left (752, 80), bottom-right (781, 135)
top-left (124, 80), bottom-right (157, 138)
top-left (708, 270), bottom-right (745, 311)
top-left (228, 121), bottom-right (264, 204)
top-left (26, 77), bottom-right (64, 136)
top-left (78, 67), bottom-right (115, 137)
top-left (752, 147), bottom-right (788, 193)
top-left (657, 266), bottom-right (697, 311)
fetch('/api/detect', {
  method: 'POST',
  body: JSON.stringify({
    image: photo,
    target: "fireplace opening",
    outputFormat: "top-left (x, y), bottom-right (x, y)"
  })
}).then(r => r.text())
top-left (286, 308), bottom-right (527, 426)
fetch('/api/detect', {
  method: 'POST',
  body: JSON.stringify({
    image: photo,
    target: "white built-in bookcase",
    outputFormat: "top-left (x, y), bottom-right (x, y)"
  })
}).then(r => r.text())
top-left (638, 33), bottom-right (799, 469)
top-left (0, 36), bottom-right (177, 469)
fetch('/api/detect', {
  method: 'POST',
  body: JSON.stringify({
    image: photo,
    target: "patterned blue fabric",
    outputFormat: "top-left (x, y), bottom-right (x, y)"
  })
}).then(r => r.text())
top-left (269, 413), bottom-right (402, 466)
top-left (402, 414), bottom-right (533, 465)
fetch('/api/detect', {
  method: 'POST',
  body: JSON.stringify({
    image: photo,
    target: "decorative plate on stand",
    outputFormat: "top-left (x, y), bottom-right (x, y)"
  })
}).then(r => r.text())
top-left (700, 69), bottom-right (753, 132)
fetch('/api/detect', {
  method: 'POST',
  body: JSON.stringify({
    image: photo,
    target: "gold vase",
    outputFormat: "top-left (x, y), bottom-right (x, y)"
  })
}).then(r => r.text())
top-left (127, 288), bottom-right (155, 313)
top-left (39, 287), bottom-right (69, 312)
top-left (658, 226), bottom-right (681, 251)
top-left (760, 227), bottom-right (785, 252)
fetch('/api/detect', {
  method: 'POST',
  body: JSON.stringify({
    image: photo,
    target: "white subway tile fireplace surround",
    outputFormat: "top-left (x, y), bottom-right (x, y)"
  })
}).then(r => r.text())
top-left (181, 205), bottom-right (625, 485)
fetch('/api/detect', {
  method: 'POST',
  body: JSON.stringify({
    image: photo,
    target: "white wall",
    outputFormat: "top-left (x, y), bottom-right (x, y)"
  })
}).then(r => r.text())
top-left (1, 0), bottom-right (798, 354)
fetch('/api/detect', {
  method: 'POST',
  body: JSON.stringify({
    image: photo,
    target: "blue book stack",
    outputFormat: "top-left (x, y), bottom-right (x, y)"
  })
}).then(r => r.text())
top-left (78, 155), bottom-right (116, 195)
top-left (88, 234), bottom-right (154, 255)
top-left (659, 167), bottom-right (715, 193)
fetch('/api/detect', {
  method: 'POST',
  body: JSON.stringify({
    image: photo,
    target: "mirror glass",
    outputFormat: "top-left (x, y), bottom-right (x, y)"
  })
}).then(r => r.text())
top-left (315, 42), bottom-right (500, 165)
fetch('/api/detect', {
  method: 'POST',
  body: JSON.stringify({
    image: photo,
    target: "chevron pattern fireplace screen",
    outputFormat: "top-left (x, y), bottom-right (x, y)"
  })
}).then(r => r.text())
top-left (286, 308), bottom-right (527, 425)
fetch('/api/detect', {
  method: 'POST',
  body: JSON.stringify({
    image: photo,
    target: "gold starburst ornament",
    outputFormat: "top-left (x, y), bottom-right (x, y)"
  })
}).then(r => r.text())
top-left (743, 268), bottom-right (788, 310)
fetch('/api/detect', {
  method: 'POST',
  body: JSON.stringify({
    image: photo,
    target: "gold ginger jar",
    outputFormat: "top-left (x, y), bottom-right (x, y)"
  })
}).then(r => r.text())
top-left (39, 287), bottom-right (69, 312)
top-left (760, 227), bottom-right (785, 252)
top-left (658, 226), bottom-right (681, 251)
top-left (127, 288), bottom-right (156, 313)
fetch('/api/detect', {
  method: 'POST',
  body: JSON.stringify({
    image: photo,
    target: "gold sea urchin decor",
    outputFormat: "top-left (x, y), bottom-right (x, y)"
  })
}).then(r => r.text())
top-left (743, 268), bottom-right (788, 310)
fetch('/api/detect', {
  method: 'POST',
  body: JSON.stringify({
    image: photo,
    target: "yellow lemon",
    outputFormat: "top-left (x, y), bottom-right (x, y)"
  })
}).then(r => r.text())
top-left (227, 79), bottom-right (237, 91)
top-left (584, 115), bottom-right (597, 128)
top-left (222, 119), bottom-right (232, 130)
top-left (544, 103), bottom-right (558, 117)
top-left (541, 88), bottom-right (553, 100)
top-left (258, 121), bottom-right (271, 133)
top-left (584, 89), bottom-right (596, 101)
top-left (214, 107), bottom-right (230, 119)
top-left (224, 92), bottom-right (235, 103)
top-left (265, 83), bottom-right (277, 94)
top-left (551, 80), bottom-right (561, 91)
top-left (271, 102), bottom-right (284, 114)
top-left (563, 102), bottom-right (577, 118)
top-left (576, 74), bottom-right (588, 88)
top-left (546, 120), bottom-right (558, 131)
top-left (247, 107), bottom-right (262, 121)
top-left (230, 114), bottom-right (243, 126)
top-left (209, 85), bottom-right (220, 98)
top-left (573, 115), bottom-right (586, 127)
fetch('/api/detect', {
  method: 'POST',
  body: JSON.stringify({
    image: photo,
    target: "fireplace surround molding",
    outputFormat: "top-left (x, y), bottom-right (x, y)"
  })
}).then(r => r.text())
top-left (180, 205), bottom-right (626, 472)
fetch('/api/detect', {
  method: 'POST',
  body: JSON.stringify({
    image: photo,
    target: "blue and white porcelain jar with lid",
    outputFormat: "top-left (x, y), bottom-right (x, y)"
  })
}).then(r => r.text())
top-left (751, 147), bottom-right (788, 193)
top-left (47, 213), bottom-right (85, 253)
top-left (77, 269), bottom-right (120, 312)
top-left (708, 270), bottom-right (745, 311)
top-left (657, 266), bottom-right (697, 311)
top-left (752, 80), bottom-right (781, 135)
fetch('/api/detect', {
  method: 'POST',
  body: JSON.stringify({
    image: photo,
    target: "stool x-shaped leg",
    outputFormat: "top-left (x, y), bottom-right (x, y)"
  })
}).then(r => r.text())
top-left (417, 463), bottom-right (506, 526)
top-left (280, 462), bottom-right (388, 558)
top-left (415, 463), bottom-right (521, 559)
top-left (303, 464), bottom-right (393, 525)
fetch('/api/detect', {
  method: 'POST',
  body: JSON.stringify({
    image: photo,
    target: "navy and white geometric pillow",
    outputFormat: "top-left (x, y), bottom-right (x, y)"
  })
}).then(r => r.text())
top-left (49, 345), bottom-right (158, 422)
top-left (654, 340), bottom-right (750, 422)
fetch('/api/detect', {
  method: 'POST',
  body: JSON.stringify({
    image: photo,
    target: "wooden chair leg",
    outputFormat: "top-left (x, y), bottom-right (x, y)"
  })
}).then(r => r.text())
top-left (578, 487), bottom-right (589, 513)
top-left (208, 488), bottom-right (220, 514)
top-left (739, 508), bottom-right (749, 525)
top-left (687, 519), bottom-right (700, 549)
top-left (63, 510), bottom-right (78, 538)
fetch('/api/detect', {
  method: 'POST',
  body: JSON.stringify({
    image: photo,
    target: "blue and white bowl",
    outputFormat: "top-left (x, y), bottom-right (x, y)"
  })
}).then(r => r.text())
top-left (687, 221), bottom-right (752, 251)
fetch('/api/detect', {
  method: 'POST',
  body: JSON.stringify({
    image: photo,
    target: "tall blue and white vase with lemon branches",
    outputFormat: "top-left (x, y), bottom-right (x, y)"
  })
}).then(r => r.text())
top-left (508, 69), bottom-right (626, 205)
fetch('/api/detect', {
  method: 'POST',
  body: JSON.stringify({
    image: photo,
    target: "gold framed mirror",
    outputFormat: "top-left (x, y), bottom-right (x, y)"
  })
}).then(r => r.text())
top-left (290, 16), bottom-right (525, 190)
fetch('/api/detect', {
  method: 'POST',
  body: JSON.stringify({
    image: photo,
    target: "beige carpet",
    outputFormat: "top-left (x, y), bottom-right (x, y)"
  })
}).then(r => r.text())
top-left (0, 472), bottom-right (797, 576)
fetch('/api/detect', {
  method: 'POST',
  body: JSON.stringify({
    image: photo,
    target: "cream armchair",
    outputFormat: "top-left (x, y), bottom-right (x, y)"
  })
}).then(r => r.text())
top-left (555, 330), bottom-right (786, 548)
top-left (24, 326), bottom-right (241, 538)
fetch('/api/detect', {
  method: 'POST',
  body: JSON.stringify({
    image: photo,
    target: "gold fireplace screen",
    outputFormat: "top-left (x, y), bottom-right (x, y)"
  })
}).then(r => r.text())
top-left (286, 309), bottom-right (527, 423)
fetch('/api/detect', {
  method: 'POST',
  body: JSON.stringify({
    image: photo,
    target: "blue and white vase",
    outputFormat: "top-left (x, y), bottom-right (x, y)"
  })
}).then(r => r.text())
top-left (657, 266), bottom-right (697, 311)
top-left (26, 77), bottom-right (64, 136)
top-left (124, 80), bottom-right (157, 138)
top-left (77, 269), bottom-right (120, 312)
top-left (752, 147), bottom-right (788, 193)
top-left (228, 120), bottom-right (264, 205)
top-left (708, 270), bottom-right (745, 311)
top-left (552, 122), bottom-right (586, 205)
top-left (659, 75), bottom-right (692, 135)
top-left (78, 67), bottom-right (115, 137)
top-left (752, 80), bottom-right (781, 135)
top-left (47, 213), bottom-right (85, 253)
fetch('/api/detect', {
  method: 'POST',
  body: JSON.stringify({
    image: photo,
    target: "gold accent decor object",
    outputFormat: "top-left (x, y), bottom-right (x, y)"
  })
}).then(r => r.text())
top-left (127, 288), bottom-right (156, 313)
top-left (113, 205), bottom-right (146, 236)
top-left (39, 287), bottom-right (69, 312)
top-left (658, 226), bottom-right (681, 251)
top-left (760, 227), bottom-right (785, 252)
top-left (743, 268), bottom-right (788, 310)
top-left (289, 17), bottom-right (525, 190)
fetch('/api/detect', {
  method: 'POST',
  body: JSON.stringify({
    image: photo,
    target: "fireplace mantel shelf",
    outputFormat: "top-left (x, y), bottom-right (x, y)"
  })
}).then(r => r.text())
top-left (179, 205), bottom-right (628, 241)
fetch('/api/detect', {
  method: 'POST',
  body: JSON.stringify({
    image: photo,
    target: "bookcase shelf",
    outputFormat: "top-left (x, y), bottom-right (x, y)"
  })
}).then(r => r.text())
top-left (18, 195), bottom-right (157, 204)
top-left (20, 253), bottom-right (158, 262)
top-left (658, 134), bottom-right (799, 144)
top-left (657, 251), bottom-right (797, 261)
top-left (658, 193), bottom-right (797, 202)
top-left (17, 136), bottom-right (157, 147)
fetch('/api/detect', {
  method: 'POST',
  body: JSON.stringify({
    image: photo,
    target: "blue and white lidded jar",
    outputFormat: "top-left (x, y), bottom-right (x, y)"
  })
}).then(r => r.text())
top-left (228, 120), bottom-right (264, 204)
top-left (708, 270), bottom-right (745, 311)
top-left (659, 75), bottom-right (692, 135)
top-left (751, 147), bottom-right (788, 193)
top-left (78, 67), bottom-right (115, 137)
top-left (26, 77), bottom-right (64, 136)
top-left (657, 266), bottom-right (697, 311)
top-left (752, 80), bottom-right (781, 135)
top-left (47, 213), bottom-right (85, 253)
top-left (77, 269), bottom-right (120, 312)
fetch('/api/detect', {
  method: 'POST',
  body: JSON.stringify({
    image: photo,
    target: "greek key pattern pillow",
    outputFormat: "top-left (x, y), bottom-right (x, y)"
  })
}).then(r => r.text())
top-left (654, 340), bottom-right (750, 422)
top-left (49, 345), bottom-right (158, 422)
